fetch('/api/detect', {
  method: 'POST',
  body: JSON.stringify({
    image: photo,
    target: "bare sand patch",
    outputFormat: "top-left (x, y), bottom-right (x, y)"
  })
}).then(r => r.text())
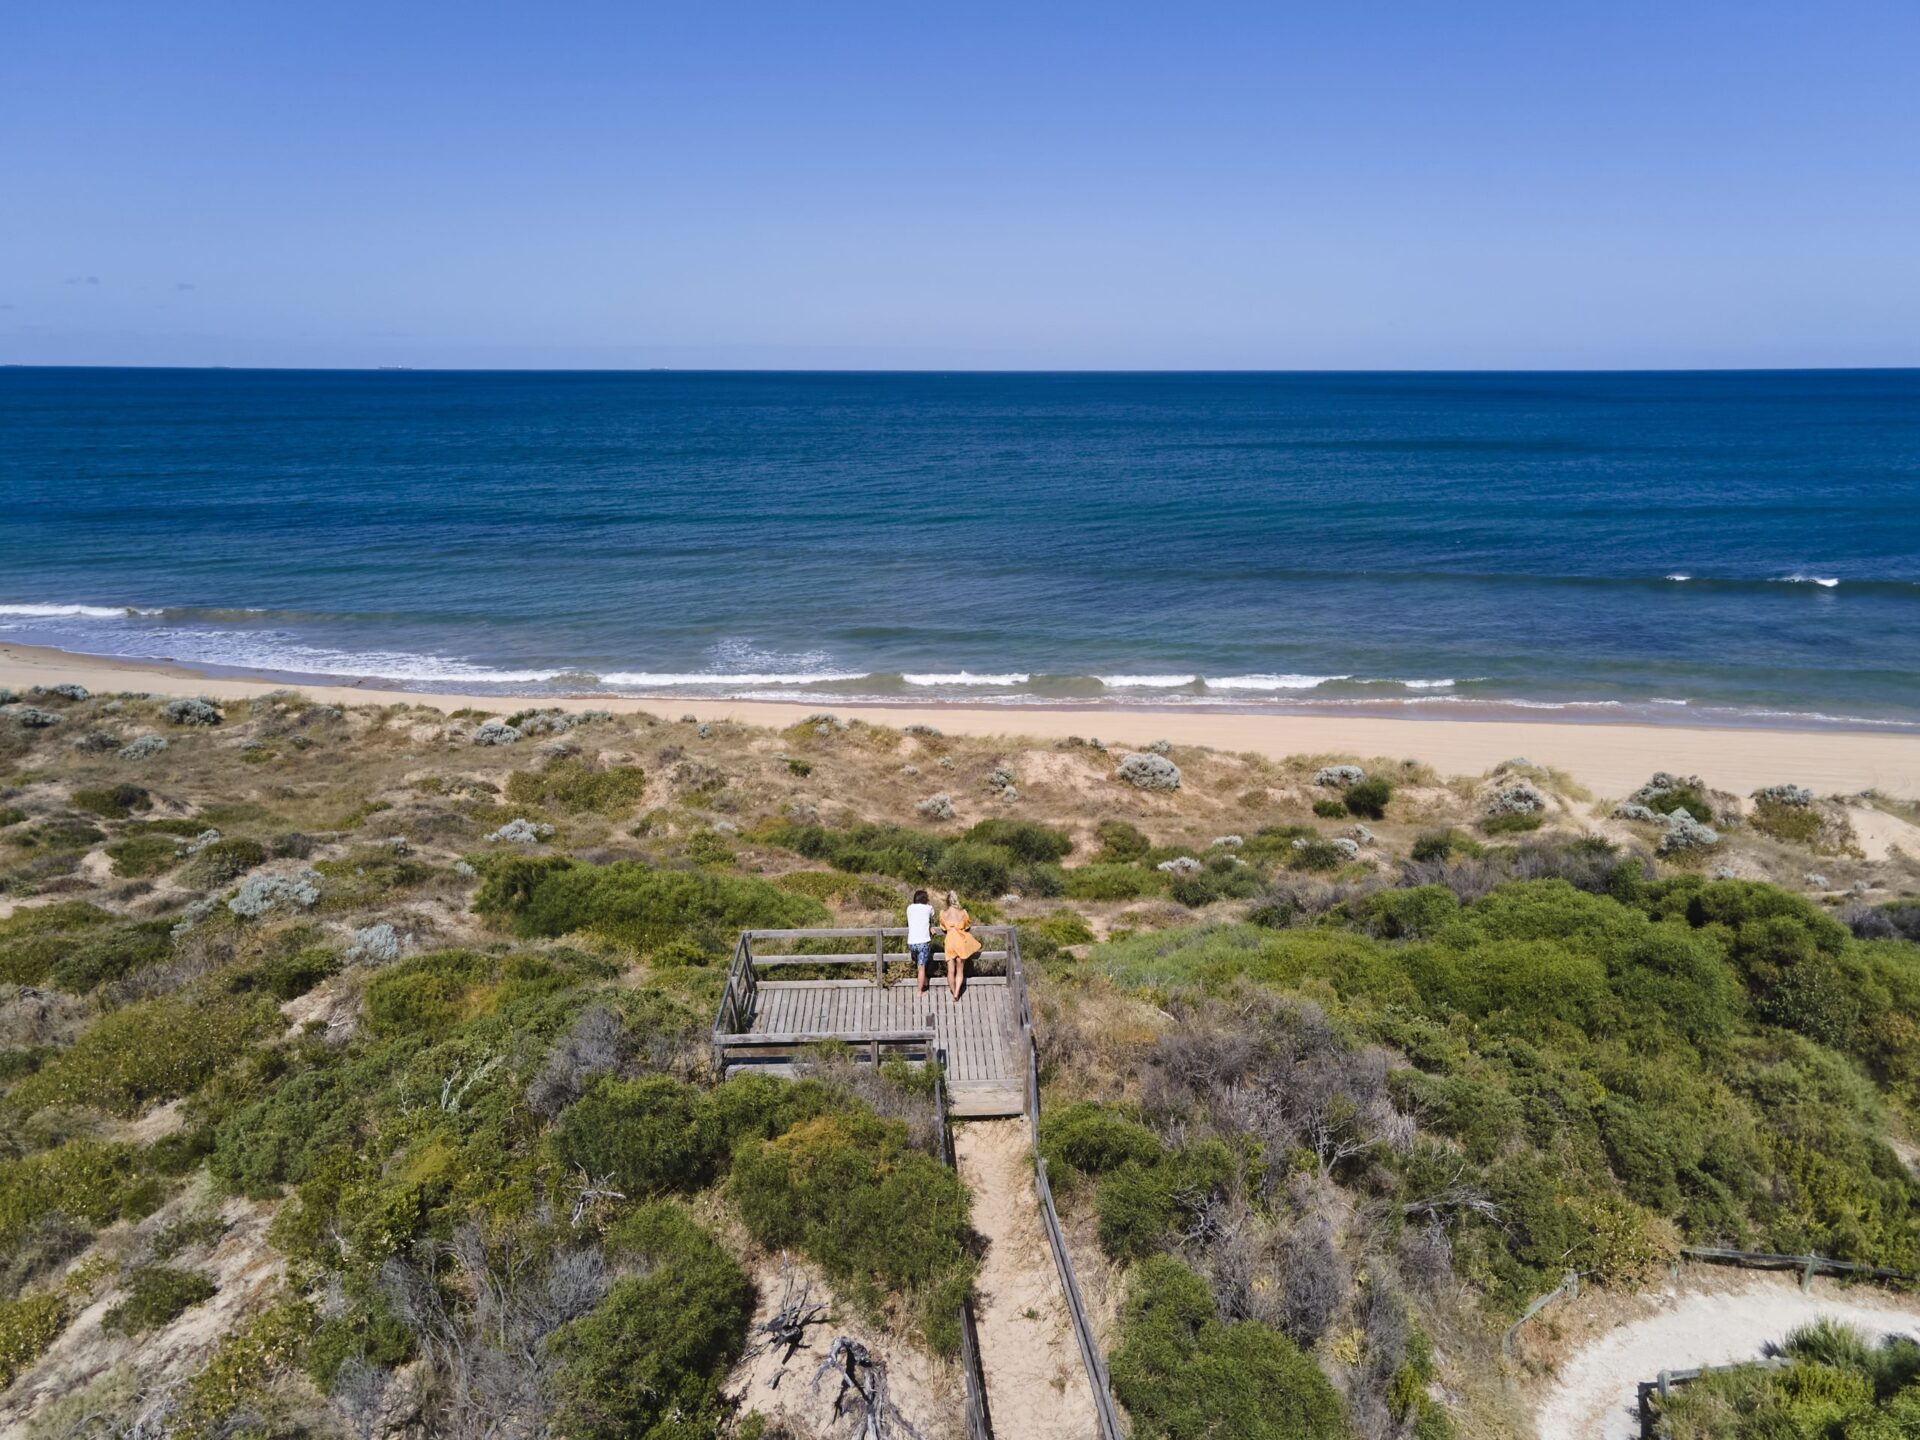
top-left (1534, 1271), bottom-right (1920, 1440)
top-left (952, 1118), bottom-right (1100, 1440)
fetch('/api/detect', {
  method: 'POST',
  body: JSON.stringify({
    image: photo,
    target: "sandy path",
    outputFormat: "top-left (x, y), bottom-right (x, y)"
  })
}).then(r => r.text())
top-left (1535, 1274), bottom-right (1920, 1440)
top-left (4, 640), bottom-right (1918, 798)
top-left (952, 1119), bottom-right (1101, 1440)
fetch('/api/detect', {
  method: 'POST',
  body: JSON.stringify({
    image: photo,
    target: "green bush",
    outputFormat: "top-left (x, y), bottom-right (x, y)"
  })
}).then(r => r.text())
top-left (0, 1139), bottom-right (147, 1249)
top-left (1288, 839), bottom-right (1347, 872)
top-left (1750, 796), bottom-right (1825, 847)
top-left (933, 842), bottom-right (1012, 898)
top-left (362, 950), bottom-right (574, 1037)
top-left (554, 1076), bottom-right (715, 1196)
top-left (302, 1290), bottom-right (414, 1390)
top-left (233, 944), bottom-right (339, 1001)
top-left (1312, 799), bottom-right (1347, 819)
top-left (312, 847), bottom-right (432, 907)
top-left (1095, 820), bottom-right (1151, 863)
top-left (104, 833), bottom-right (182, 878)
top-left (0, 900), bottom-right (113, 984)
top-left (551, 1203), bottom-right (753, 1440)
top-left (474, 858), bottom-right (827, 953)
top-left (1345, 777), bottom-right (1393, 819)
top-left (1111, 1256), bottom-right (1346, 1440)
top-left (1411, 831), bottom-right (1463, 862)
top-left (184, 837), bottom-right (268, 886)
top-left (730, 1109), bottom-right (975, 1347)
top-left (1039, 1101), bottom-right (1161, 1179)
top-left (1096, 1140), bottom-right (1235, 1261)
top-left (102, 1265), bottom-right (217, 1336)
top-left (1062, 863), bottom-right (1160, 902)
top-left (506, 759), bottom-right (647, 816)
top-left (47, 919), bottom-right (173, 991)
top-left (1480, 812), bottom-right (1544, 835)
top-left (71, 784), bottom-right (152, 819)
top-left (963, 818), bottom-right (1073, 863)
top-left (0, 1293), bottom-right (67, 1387)
top-left (9, 990), bottom-right (282, 1117)
top-left (212, 1065), bottom-right (364, 1197)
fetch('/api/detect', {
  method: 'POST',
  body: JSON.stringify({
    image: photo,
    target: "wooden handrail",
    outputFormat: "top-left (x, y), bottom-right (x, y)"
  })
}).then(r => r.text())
top-left (714, 1028), bottom-right (936, 1048)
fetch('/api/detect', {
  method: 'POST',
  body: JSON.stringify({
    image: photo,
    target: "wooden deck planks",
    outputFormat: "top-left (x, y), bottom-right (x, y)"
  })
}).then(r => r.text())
top-left (736, 977), bottom-right (1014, 1088)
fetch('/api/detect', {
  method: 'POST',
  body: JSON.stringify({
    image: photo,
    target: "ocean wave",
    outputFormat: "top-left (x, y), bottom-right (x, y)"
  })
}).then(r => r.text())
top-left (598, 670), bottom-right (867, 687)
top-left (1398, 678), bottom-right (1456, 690)
top-left (1096, 674), bottom-right (1201, 688)
top-left (900, 671), bottom-right (1032, 686)
top-left (1206, 673), bottom-right (1350, 691)
top-left (1664, 574), bottom-right (1692, 582)
top-left (0, 602), bottom-right (162, 618)
top-left (1773, 574), bottom-right (1841, 588)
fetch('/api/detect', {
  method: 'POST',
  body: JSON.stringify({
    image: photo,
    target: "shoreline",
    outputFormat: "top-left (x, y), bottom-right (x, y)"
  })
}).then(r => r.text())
top-left (4, 639), bottom-right (1918, 798)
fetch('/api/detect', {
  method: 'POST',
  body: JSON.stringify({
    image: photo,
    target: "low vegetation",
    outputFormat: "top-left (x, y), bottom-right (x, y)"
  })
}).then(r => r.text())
top-left (0, 683), bottom-right (1914, 1438)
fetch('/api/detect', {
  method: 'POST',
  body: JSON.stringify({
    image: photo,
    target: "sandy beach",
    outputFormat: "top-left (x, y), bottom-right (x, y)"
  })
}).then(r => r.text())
top-left (6, 640), bottom-right (1917, 799)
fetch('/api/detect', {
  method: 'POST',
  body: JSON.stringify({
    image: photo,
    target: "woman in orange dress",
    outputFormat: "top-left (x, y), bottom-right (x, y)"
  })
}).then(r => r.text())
top-left (938, 890), bottom-right (980, 1001)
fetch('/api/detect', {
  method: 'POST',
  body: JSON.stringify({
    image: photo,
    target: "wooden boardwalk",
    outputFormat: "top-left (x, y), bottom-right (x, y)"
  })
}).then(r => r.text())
top-left (714, 928), bottom-right (1025, 1116)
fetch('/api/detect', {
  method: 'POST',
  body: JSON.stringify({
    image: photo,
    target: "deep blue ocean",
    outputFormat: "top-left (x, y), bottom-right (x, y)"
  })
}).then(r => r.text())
top-left (2, 367), bottom-right (1917, 728)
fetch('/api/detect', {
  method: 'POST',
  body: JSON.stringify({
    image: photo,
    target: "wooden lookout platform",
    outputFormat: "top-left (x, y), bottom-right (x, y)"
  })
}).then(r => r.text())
top-left (712, 926), bottom-right (1030, 1117)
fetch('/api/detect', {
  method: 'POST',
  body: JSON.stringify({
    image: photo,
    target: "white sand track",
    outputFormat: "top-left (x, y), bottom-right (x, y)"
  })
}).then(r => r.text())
top-left (1535, 1273), bottom-right (1920, 1439)
top-left (952, 1118), bottom-right (1102, 1440)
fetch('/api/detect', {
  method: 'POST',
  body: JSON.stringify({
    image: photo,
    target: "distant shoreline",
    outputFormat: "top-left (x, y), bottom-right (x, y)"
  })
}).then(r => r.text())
top-left (6, 639), bottom-right (1917, 799)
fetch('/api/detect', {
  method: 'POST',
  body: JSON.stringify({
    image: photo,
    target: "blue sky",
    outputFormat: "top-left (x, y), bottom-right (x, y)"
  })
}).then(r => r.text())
top-left (4, 1), bottom-right (1917, 369)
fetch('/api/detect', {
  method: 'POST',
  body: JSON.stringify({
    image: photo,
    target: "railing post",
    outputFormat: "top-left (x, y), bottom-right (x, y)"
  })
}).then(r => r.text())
top-left (875, 927), bottom-right (885, 988)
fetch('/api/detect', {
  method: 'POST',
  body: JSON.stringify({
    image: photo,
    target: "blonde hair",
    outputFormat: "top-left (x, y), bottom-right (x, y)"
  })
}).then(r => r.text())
top-left (944, 890), bottom-right (959, 907)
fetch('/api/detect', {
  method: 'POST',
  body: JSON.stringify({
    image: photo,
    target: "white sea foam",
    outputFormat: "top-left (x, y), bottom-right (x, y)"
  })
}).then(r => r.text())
top-left (0, 602), bottom-right (161, 618)
top-left (901, 672), bottom-right (1032, 686)
top-left (1207, 673), bottom-right (1348, 691)
top-left (1398, 678), bottom-right (1456, 689)
top-left (1774, 574), bottom-right (1841, 588)
top-left (599, 671), bottom-right (866, 688)
top-left (1664, 574), bottom-right (1692, 582)
top-left (1097, 674), bottom-right (1201, 688)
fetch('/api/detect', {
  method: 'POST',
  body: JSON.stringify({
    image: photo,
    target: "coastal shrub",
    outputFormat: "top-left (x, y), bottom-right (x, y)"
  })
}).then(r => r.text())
top-left (48, 919), bottom-right (173, 991)
top-left (362, 949), bottom-right (575, 1037)
top-left (470, 718), bottom-right (519, 746)
top-left (0, 1293), bottom-right (67, 1387)
top-left (730, 1109), bottom-right (975, 1347)
top-left (487, 817), bottom-right (556, 844)
top-left (964, 818), bottom-right (1072, 863)
top-left (228, 869), bottom-right (323, 918)
top-left (71, 783), bottom-right (151, 819)
top-left (916, 792), bottom-right (956, 821)
top-left (33, 683), bottom-right (90, 702)
top-left (0, 900), bottom-right (114, 984)
top-left (105, 833), bottom-right (182, 878)
top-left (1344, 776), bottom-right (1393, 819)
top-left (506, 759), bottom-right (646, 816)
top-left (1482, 812), bottom-right (1545, 835)
top-left (1039, 1101), bottom-right (1161, 1180)
top-left (550, 1203), bottom-right (754, 1440)
top-left (1062, 863), bottom-right (1160, 901)
top-left (1658, 812), bottom-right (1721, 854)
top-left (312, 847), bottom-right (431, 905)
top-left (162, 697), bottom-right (222, 727)
top-left (1111, 1255), bottom-right (1346, 1440)
top-left (1116, 752), bottom-right (1181, 791)
top-left (102, 1265), bottom-right (217, 1336)
top-left (1095, 1139), bottom-right (1235, 1260)
top-left (1312, 799), bottom-right (1347, 818)
top-left (345, 922), bottom-right (403, 966)
top-left (554, 1075), bottom-right (715, 1196)
top-left (1095, 820), bottom-right (1151, 862)
top-left (933, 841), bottom-right (1012, 897)
top-left (1485, 782), bottom-right (1546, 817)
top-left (184, 836), bottom-right (268, 885)
top-left (0, 1139), bottom-right (149, 1250)
top-left (1314, 765), bottom-right (1366, 789)
top-left (10, 706), bottom-right (62, 729)
top-left (1632, 772), bottom-right (1714, 823)
top-left (117, 734), bottom-right (168, 759)
top-left (7, 990), bottom-right (281, 1116)
top-left (475, 858), bottom-right (827, 954)
top-left (1289, 838), bottom-right (1349, 872)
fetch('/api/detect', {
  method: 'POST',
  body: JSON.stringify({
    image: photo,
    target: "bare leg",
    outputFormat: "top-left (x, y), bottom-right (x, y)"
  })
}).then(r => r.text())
top-left (950, 957), bottom-right (964, 1001)
top-left (917, 965), bottom-right (927, 996)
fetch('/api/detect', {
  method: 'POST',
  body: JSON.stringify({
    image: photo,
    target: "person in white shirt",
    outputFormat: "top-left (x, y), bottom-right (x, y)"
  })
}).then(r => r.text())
top-left (906, 889), bottom-right (936, 995)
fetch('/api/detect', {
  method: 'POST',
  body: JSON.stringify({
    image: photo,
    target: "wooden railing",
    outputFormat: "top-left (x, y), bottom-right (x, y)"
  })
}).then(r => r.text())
top-left (935, 1072), bottom-right (995, 1440)
top-left (1004, 931), bottom-right (1128, 1440)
